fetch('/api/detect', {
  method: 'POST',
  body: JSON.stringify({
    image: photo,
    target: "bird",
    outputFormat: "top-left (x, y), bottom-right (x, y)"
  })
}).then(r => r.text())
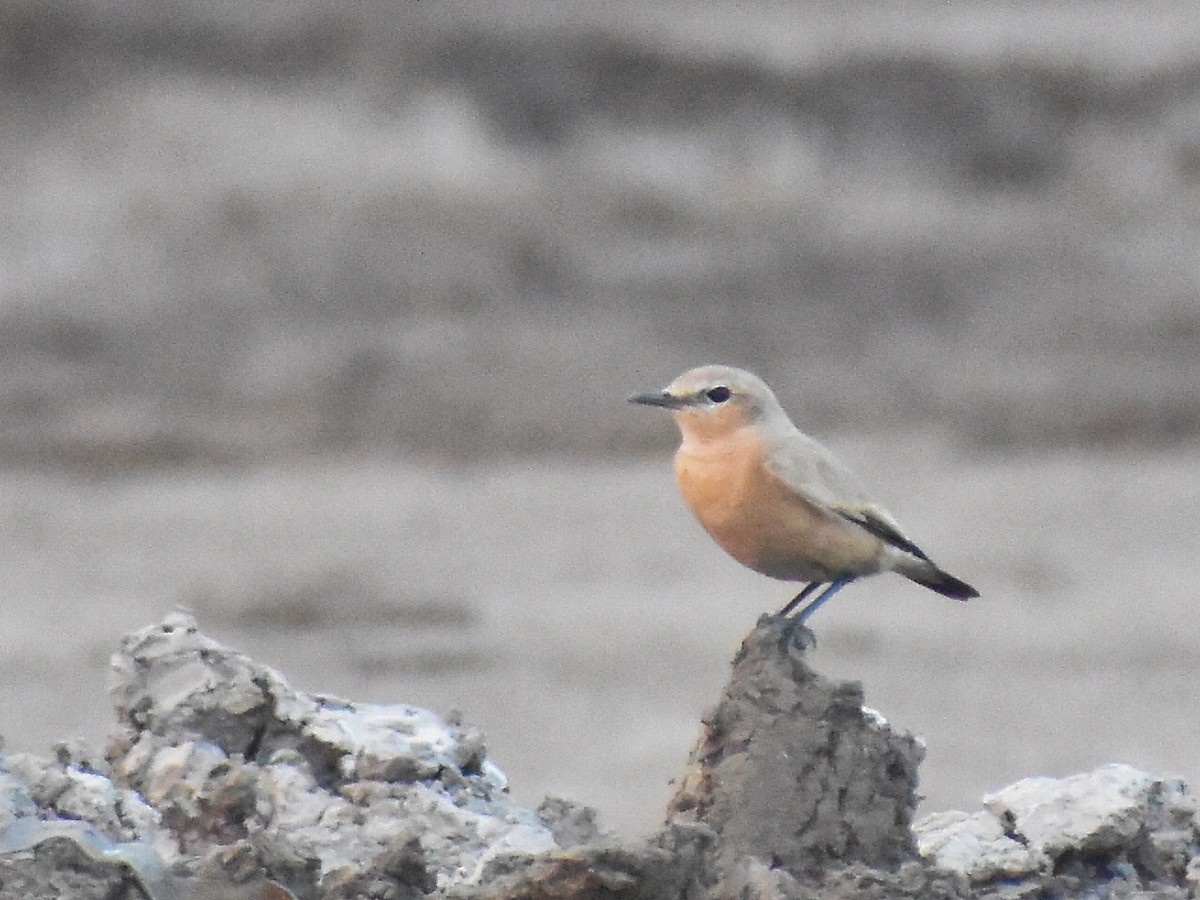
top-left (629, 365), bottom-right (978, 623)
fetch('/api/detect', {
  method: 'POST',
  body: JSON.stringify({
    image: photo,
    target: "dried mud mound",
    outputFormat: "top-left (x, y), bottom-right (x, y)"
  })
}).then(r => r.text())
top-left (0, 614), bottom-right (1196, 899)
top-left (665, 623), bottom-right (924, 881)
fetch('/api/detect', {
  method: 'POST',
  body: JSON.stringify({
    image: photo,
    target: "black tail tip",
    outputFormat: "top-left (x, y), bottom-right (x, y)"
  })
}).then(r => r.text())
top-left (910, 567), bottom-right (979, 601)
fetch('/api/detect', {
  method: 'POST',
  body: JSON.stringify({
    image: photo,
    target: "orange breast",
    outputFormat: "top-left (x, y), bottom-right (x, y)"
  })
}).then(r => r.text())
top-left (674, 432), bottom-right (884, 582)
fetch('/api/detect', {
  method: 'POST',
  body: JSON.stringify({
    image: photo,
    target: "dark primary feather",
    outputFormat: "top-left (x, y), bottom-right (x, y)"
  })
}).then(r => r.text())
top-left (834, 508), bottom-right (930, 561)
top-left (834, 507), bottom-right (979, 600)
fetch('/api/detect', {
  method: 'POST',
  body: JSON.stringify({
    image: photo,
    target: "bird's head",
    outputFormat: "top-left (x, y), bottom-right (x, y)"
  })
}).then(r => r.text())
top-left (629, 365), bottom-right (787, 447)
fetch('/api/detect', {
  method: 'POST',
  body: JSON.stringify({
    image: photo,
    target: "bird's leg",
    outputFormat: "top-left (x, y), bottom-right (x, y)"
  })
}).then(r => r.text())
top-left (793, 578), bottom-right (853, 623)
top-left (778, 581), bottom-right (821, 617)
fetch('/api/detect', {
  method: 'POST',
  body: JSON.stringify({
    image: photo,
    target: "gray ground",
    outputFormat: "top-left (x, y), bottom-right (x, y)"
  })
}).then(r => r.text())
top-left (0, 0), bottom-right (1197, 840)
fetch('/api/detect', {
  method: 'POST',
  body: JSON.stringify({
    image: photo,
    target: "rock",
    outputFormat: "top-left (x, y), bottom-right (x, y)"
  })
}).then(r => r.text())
top-left (0, 742), bottom-right (179, 898)
top-left (460, 616), bottom-right (951, 899)
top-left (666, 616), bottom-right (925, 883)
top-left (916, 763), bottom-right (1200, 897)
top-left (1, 613), bottom-right (1198, 899)
top-left (984, 764), bottom-right (1196, 866)
top-left (535, 796), bottom-right (608, 849)
top-left (0, 834), bottom-right (160, 900)
top-left (914, 809), bottom-right (1042, 882)
top-left (0, 613), bottom-right (565, 899)
top-left (110, 612), bottom-right (561, 893)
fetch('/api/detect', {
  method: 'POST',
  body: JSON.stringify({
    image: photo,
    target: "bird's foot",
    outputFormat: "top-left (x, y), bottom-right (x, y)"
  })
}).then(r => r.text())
top-left (781, 614), bottom-right (817, 651)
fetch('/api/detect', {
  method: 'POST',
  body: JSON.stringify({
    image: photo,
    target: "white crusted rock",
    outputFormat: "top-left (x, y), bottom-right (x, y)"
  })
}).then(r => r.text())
top-left (0, 748), bottom-right (181, 898)
top-left (103, 613), bottom-right (562, 892)
top-left (916, 808), bottom-right (1044, 881)
top-left (917, 763), bottom-right (1199, 888)
top-left (983, 764), bottom-right (1196, 858)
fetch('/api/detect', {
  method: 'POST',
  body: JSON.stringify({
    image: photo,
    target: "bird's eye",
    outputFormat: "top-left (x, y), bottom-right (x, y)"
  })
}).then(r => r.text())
top-left (706, 386), bottom-right (732, 403)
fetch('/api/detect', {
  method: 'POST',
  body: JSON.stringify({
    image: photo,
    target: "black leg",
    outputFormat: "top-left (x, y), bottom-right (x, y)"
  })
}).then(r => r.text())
top-left (777, 581), bottom-right (821, 617)
top-left (793, 578), bottom-right (852, 623)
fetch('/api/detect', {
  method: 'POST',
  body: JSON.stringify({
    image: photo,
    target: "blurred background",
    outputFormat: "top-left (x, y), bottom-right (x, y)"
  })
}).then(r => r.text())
top-left (1, 0), bottom-right (1198, 838)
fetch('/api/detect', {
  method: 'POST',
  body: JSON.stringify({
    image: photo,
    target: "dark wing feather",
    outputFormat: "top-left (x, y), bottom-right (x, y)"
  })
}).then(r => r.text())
top-left (833, 508), bottom-right (930, 561)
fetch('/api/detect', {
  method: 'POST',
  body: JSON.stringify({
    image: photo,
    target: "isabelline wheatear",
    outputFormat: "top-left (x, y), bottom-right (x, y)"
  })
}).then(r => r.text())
top-left (630, 365), bottom-right (978, 623)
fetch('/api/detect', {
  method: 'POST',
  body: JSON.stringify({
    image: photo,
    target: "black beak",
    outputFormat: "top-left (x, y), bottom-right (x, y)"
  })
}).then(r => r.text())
top-left (628, 390), bottom-right (687, 409)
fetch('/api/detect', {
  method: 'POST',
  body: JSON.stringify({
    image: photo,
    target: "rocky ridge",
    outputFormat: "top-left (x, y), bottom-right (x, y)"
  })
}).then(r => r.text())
top-left (0, 613), bottom-right (1194, 899)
